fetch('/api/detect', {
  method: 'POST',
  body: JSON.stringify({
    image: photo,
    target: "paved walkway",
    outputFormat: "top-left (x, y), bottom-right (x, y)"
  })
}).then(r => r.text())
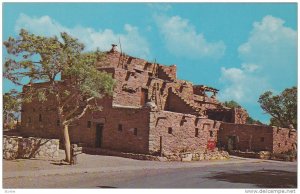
top-left (3, 150), bottom-right (295, 179)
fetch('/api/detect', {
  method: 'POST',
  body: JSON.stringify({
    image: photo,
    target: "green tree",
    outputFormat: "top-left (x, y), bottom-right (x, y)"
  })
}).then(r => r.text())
top-left (3, 29), bottom-right (115, 164)
top-left (223, 100), bottom-right (241, 109)
top-left (258, 87), bottom-right (297, 129)
top-left (246, 116), bottom-right (263, 125)
top-left (3, 90), bottom-right (21, 129)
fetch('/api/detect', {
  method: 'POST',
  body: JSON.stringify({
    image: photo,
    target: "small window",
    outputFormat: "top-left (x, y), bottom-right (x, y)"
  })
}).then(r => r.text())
top-left (87, 121), bottom-right (92, 128)
top-left (209, 131), bottom-right (213, 137)
top-left (260, 137), bottom-right (264, 142)
top-left (168, 127), bottom-right (173, 134)
top-left (39, 114), bottom-right (42, 122)
top-left (278, 143), bottom-right (281, 148)
top-left (57, 120), bottom-right (60, 126)
top-left (118, 124), bottom-right (123, 131)
top-left (195, 128), bottom-right (199, 137)
top-left (134, 128), bottom-right (138, 136)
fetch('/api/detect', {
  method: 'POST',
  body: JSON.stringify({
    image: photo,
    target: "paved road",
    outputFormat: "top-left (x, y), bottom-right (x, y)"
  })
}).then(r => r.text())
top-left (4, 160), bottom-right (297, 188)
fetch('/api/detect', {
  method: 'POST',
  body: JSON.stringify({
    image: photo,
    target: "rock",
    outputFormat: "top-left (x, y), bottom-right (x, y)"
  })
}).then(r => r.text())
top-left (54, 151), bottom-right (59, 157)
top-left (181, 153), bottom-right (193, 162)
top-left (199, 153), bottom-right (205, 160)
top-left (157, 157), bottom-right (168, 162)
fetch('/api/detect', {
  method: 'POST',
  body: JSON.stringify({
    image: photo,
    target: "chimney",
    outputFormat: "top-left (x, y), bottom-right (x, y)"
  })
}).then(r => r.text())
top-left (110, 44), bottom-right (118, 52)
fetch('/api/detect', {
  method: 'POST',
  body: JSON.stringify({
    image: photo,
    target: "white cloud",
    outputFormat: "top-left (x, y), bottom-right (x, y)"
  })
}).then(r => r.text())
top-left (219, 66), bottom-right (269, 102)
top-left (220, 15), bottom-right (296, 103)
top-left (238, 15), bottom-right (297, 87)
top-left (15, 13), bottom-right (150, 59)
top-left (154, 14), bottom-right (226, 59)
top-left (147, 3), bottom-right (172, 12)
top-left (241, 63), bottom-right (259, 73)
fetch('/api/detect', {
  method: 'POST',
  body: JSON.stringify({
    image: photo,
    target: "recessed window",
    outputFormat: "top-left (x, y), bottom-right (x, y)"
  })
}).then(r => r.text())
top-left (260, 137), bottom-right (264, 142)
top-left (134, 128), bottom-right (138, 136)
top-left (209, 131), bottom-right (213, 137)
top-left (118, 124), bottom-right (123, 131)
top-left (39, 114), bottom-right (42, 122)
top-left (278, 143), bottom-right (281, 148)
top-left (213, 121), bottom-right (217, 128)
top-left (168, 127), bottom-right (173, 134)
top-left (195, 128), bottom-right (199, 137)
top-left (87, 121), bottom-right (92, 128)
top-left (57, 120), bottom-right (60, 126)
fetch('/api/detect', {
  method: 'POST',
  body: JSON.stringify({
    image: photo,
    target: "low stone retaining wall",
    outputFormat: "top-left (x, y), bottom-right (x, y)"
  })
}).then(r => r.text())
top-left (172, 150), bottom-right (230, 162)
top-left (229, 150), bottom-right (260, 159)
top-left (3, 135), bottom-right (59, 160)
top-left (82, 147), bottom-right (229, 162)
top-left (82, 147), bottom-right (160, 161)
top-left (229, 150), bottom-right (297, 162)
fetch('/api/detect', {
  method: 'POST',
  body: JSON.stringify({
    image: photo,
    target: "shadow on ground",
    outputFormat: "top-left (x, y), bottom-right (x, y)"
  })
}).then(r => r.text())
top-left (97, 186), bottom-right (117, 188)
top-left (206, 169), bottom-right (297, 188)
top-left (50, 162), bottom-right (70, 166)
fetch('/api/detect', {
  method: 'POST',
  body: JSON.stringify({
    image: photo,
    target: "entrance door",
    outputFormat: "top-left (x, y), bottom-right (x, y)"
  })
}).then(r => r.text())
top-left (227, 136), bottom-right (237, 151)
top-left (95, 123), bottom-right (103, 148)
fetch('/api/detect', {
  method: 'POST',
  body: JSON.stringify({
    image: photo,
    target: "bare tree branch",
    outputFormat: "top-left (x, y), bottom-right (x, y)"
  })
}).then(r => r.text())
top-left (64, 104), bottom-right (90, 125)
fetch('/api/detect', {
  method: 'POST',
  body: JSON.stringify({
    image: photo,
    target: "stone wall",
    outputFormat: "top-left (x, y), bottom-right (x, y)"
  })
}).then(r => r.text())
top-left (82, 147), bottom-right (159, 161)
top-left (21, 82), bottom-right (64, 139)
top-left (272, 127), bottom-right (297, 153)
top-left (3, 136), bottom-right (59, 160)
top-left (149, 111), bottom-right (220, 156)
top-left (219, 123), bottom-right (297, 154)
top-left (219, 123), bottom-right (274, 152)
top-left (112, 68), bottom-right (149, 107)
top-left (165, 90), bottom-right (197, 114)
top-left (67, 105), bottom-right (151, 154)
top-left (231, 108), bottom-right (248, 124)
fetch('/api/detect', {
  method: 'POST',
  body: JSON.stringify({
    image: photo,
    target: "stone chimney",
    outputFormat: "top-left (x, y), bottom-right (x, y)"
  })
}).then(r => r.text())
top-left (110, 44), bottom-right (118, 52)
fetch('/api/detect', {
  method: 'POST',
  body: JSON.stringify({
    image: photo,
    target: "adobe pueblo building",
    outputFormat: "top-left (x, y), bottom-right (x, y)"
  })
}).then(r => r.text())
top-left (20, 45), bottom-right (296, 158)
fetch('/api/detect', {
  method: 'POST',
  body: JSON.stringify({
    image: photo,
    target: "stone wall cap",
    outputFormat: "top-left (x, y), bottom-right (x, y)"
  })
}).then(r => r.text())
top-left (112, 104), bottom-right (142, 109)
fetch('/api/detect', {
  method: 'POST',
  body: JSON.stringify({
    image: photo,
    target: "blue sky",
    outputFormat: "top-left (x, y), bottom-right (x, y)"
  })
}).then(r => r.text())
top-left (2, 3), bottom-right (297, 123)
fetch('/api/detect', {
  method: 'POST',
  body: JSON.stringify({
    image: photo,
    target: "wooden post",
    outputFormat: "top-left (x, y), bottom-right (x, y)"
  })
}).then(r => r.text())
top-left (160, 136), bottom-right (163, 157)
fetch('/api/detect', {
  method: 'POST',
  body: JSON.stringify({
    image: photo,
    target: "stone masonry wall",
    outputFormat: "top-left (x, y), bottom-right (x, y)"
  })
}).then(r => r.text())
top-left (112, 68), bottom-right (149, 107)
top-left (21, 82), bottom-right (66, 139)
top-left (3, 135), bottom-right (59, 160)
top-left (231, 108), bottom-right (248, 124)
top-left (149, 111), bottom-right (220, 156)
top-left (219, 123), bottom-right (274, 152)
top-left (272, 127), bottom-right (297, 153)
top-left (219, 123), bottom-right (297, 153)
top-left (165, 91), bottom-right (197, 114)
top-left (68, 106), bottom-right (151, 154)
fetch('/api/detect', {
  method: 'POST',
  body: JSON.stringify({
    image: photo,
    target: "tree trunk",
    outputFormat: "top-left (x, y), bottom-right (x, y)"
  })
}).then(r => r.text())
top-left (63, 124), bottom-right (72, 164)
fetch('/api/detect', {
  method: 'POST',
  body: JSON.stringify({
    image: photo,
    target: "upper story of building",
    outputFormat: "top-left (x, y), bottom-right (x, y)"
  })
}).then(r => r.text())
top-left (76, 44), bottom-right (247, 123)
top-left (25, 44), bottom-right (248, 124)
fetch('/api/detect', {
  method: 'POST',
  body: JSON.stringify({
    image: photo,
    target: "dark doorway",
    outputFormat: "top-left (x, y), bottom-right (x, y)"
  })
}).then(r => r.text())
top-left (141, 88), bottom-right (148, 106)
top-left (95, 123), bottom-right (103, 148)
top-left (227, 136), bottom-right (237, 151)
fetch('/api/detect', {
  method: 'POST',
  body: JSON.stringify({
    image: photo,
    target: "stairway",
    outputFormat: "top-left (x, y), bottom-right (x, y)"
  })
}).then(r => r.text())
top-left (169, 88), bottom-right (204, 116)
top-left (159, 66), bottom-right (176, 82)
